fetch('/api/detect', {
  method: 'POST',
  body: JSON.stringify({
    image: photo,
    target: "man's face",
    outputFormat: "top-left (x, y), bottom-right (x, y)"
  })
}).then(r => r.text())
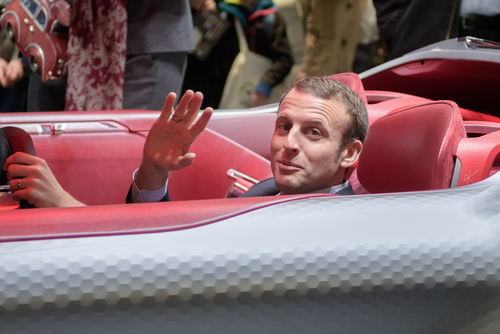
top-left (271, 89), bottom-right (351, 195)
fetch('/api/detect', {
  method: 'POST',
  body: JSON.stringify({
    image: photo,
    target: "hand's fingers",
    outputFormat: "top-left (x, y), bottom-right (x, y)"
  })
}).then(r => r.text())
top-left (11, 188), bottom-right (35, 205)
top-left (10, 177), bottom-right (46, 207)
top-left (179, 153), bottom-right (196, 168)
top-left (183, 91), bottom-right (204, 126)
top-left (5, 71), bottom-right (18, 83)
top-left (189, 107), bottom-right (213, 137)
top-left (4, 152), bottom-right (39, 171)
top-left (9, 177), bottom-right (22, 193)
top-left (2, 79), bottom-right (14, 88)
top-left (6, 163), bottom-right (34, 181)
top-left (171, 90), bottom-right (195, 120)
top-left (9, 174), bottom-right (33, 192)
top-left (158, 92), bottom-right (177, 120)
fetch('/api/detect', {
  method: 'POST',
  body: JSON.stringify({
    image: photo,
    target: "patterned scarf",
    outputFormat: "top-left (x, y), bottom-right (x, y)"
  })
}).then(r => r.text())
top-left (65, 0), bottom-right (127, 111)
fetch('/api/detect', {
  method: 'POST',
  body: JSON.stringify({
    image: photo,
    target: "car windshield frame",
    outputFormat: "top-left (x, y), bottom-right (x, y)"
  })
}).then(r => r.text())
top-left (34, 6), bottom-right (47, 30)
top-left (20, 0), bottom-right (40, 16)
top-left (20, 0), bottom-right (48, 31)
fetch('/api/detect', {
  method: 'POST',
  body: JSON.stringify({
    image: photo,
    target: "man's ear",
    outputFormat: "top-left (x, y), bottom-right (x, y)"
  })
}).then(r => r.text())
top-left (339, 140), bottom-right (363, 168)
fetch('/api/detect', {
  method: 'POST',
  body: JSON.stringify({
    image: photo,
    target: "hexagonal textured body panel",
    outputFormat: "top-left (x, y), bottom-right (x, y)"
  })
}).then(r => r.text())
top-left (1, 174), bottom-right (500, 333)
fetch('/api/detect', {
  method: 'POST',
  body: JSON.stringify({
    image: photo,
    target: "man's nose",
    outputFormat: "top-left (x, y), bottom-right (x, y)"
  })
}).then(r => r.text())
top-left (283, 129), bottom-right (299, 153)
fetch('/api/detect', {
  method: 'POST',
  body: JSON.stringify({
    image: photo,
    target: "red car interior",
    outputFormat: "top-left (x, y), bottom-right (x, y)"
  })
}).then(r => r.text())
top-left (362, 58), bottom-right (500, 116)
top-left (464, 120), bottom-right (500, 135)
top-left (168, 128), bottom-right (272, 201)
top-left (34, 130), bottom-right (146, 205)
top-left (31, 127), bottom-right (271, 205)
top-left (460, 108), bottom-right (500, 123)
top-left (456, 130), bottom-right (500, 186)
top-left (328, 72), bottom-right (368, 105)
top-left (1, 72), bottom-right (500, 213)
top-left (207, 112), bottom-right (276, 160)
top-left (357, 101), bottom-right (467, 193)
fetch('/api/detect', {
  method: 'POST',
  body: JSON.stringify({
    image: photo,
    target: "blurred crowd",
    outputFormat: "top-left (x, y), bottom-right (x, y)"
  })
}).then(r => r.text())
top-left (0, 0), bottom-right (499, 113)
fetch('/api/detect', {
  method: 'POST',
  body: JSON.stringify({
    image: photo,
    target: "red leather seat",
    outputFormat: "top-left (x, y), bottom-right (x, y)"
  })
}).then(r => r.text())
top-left (34, 127), bottom-right (271, 204)
top-left (357, 101), bottom-right (467, 193)
top-left (329, 72), bottom-right (367, 105)
top-left (168, 128), bottom-right (272, 201)
top-left (455, 130), bottom-right (500, 186)
top-left (34, 131), bottom-right (146, 205)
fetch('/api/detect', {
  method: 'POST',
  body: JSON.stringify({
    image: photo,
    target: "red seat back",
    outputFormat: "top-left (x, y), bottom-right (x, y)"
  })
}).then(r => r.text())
top-left (328, 72), bottom-right (367, 105)
top-left (35, 132), bottom-right (146, 205)
top-left (456, 130), bottom-right (500, 186)
top-left (357, 101), bottom-right (466, 193)
top-left (168, 128), bottom-right (272, 201)
top-left (2, 111), bottom-right (272, 204)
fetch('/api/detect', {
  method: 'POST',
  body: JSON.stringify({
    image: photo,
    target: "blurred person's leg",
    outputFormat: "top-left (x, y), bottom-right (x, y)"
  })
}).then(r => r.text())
top-left (27, 71), bottom-right (66, 112)
top-left (353, 42), bottom-right (378, 73)
top-left (123, 52), bottom-right (187, 110)
top-left (0, 77), bottom-right (29, 112)
top-left (353, 0), bottom-right (380, 73)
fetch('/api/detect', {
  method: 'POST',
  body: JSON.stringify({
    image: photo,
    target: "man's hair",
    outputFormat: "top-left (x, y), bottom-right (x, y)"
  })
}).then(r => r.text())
top-left (279, 76), bottom-right (369, 148)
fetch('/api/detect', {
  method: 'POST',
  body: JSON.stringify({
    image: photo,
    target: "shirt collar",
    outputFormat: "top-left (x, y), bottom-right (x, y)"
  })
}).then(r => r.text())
top-left (277, 180), bottom-right (350, 196)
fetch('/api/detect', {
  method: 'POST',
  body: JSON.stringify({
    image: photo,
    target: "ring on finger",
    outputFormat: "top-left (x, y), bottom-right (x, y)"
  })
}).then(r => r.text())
top-left (17, 179), bottom-right (21, 190)
top-left (171, 115), bottom-right (183, 122)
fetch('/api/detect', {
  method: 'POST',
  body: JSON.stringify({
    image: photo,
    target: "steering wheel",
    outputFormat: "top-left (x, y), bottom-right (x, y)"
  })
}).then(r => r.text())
top-left (0, 127), bottom-right (37, 209)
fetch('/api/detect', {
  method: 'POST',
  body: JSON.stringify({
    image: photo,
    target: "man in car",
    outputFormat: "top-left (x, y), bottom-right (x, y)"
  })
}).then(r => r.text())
top-left (129, 76), bottom-right (368, 202)
top-left (4, 76), bottom-right (368, 207)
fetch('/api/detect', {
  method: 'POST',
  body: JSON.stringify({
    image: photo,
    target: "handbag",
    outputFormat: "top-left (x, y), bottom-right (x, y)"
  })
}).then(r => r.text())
top-left (219, 18), bottom-right (272, 109)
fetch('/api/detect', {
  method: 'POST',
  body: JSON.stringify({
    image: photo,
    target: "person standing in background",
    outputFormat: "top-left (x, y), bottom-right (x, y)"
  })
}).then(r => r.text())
top-left (217, 0), bottom-right (293, 107)
top-left (298, 0), bottom-right (365, 78)
top-left (0, 28), bottom-right (30, 112)
top-left (28, 0), bottom-right (195, 112)
top-left (352, 0), bottom-right (381, 74)
top-left (374, 0), bottom-right (500, 61)
top-left (458, 0), bottom-right (500, 43)
top-left (121, 1), bottom-right (195, 110)
top-left (184, 0), bottom-right (293, 108)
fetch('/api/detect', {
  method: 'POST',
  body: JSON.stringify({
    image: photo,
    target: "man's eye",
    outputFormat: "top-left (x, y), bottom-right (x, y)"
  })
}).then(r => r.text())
top-left (309, 129), bottom-right (321, 137)
top-left (278, 124), bottom-right (291, 132)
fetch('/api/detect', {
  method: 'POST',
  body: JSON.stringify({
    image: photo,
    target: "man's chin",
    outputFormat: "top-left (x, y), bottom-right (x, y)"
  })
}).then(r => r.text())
top-left (274, 177), bottom-right (306, 195)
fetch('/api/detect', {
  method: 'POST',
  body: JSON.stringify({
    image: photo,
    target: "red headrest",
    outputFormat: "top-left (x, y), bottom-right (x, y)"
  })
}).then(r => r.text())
top-left (357, 101), bottom-right (466, 193)
top-left (329, 72), bottom-right (367, 105)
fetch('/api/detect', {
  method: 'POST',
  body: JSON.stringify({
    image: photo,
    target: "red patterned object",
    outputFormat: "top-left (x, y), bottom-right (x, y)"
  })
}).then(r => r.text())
top-left (64, 0), bottom-right (127, 111)
top-left (0, 0), bottom-right (69, 81)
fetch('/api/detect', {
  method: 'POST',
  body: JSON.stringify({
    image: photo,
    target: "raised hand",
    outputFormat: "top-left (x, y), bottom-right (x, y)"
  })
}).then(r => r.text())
top-left (135, 90), bottom-right (213, 191)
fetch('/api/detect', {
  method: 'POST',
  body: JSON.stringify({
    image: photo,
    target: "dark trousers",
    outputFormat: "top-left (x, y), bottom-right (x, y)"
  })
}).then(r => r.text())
top-left (27, 52), bottom-right (187, 112)
top-left (0, 76), bottom-right (29, 113)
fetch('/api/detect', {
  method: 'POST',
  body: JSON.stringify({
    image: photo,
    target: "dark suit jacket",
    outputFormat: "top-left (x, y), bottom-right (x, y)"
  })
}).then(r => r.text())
top-left (126, 177), bottom-right (354, 203)
top-left (239, 177), bottom-right (355, 197)
top-left (374, 0), bottom-right (460, 59)
top-left (126, 0), bottom-right (195, 55)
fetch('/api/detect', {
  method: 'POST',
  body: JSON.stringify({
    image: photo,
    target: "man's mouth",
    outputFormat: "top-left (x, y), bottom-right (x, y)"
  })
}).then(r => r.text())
top-left (277, 160), bottom-right (302, 170)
